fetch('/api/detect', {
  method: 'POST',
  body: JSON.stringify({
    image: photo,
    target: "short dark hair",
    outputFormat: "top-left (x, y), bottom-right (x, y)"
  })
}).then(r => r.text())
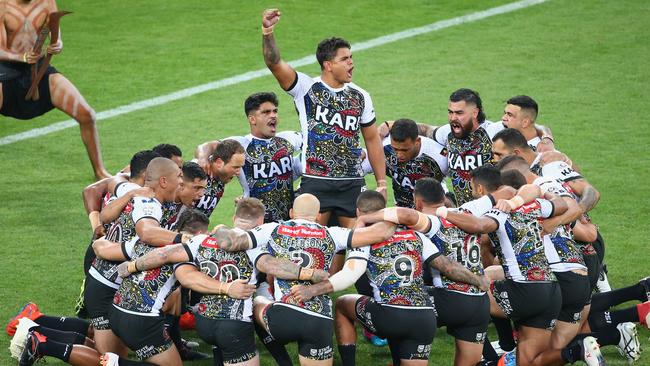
top-left (506, 95), bottom-right (538, 121)
top-left (470, 165), bottom-right (502, 192)
top-left (177, 209), bottom-right (210, 235)
top-left (390, 119), bottom-right (419, 142)
top-left (235, 197), bottom-right (266, 221)
top-left (182, 161), bottom-right (207, 181)
top-left (130, 150), bottom-right (161, 179)
top-left (244, 92), bottom-right (279, 116)
top-left (414, 178), bottom-right (446, 204)
top-left (152, 144), bottom-right (182, 159)
top-left (316, 37), bottom-right (351, 70)
top-left (492, 128), bottom-right (531, 151)
top-left (356, 190), bottom-right (386, 214)
top-left (209, 139), bottom-right (244, 164)
top-left (450, 88), bottom-right (486, 123)
top-left (495, 154), bottom-right (530, 173)
top-left (501, 169), bottom-right (527, 189)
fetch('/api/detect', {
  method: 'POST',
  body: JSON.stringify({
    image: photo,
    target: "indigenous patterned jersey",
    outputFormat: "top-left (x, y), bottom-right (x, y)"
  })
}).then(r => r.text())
top-left (90, 184), bottom-right (144, 289)
top-left (186, 233), bottom-right (264, 321)
top-left (249, 219), bottom-right (351, 318)
top-left (348, 229), bottom-right (440, 308)
top-left (484, 199), bottom-right (556, 282)
top-left (363, 136), bottom-right (447, 208)
top-left (288, 71), bottom-right (375, 180)
top-left (436, 122), bottom-right (504, 205)
top-left (426, 196), bottom-right (493, 295)
top-left (160, 202), bottom-right (185, 231)
top-left (229, 132), bottom-right (303, 222)
top-left (195, 175), bottom-right (225, 218)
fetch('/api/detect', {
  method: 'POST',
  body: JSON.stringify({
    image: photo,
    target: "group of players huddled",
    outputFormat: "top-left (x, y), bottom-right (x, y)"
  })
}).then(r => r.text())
top-left (6, 7), bottom-right (650, 366)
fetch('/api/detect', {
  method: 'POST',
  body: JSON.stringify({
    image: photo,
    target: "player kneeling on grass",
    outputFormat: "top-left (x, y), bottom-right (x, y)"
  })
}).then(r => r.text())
top-left (290, 191), bottom-right (490, 366)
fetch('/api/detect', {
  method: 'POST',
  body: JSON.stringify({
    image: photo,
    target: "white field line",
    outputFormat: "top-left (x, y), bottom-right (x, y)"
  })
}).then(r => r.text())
top-left (0, 0), bottom-right (548, 146)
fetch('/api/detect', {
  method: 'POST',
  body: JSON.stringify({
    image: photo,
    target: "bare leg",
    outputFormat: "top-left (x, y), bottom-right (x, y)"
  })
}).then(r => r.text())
top-left (145, 344), bottom-right (183, 366)
top-left (336, 216), bottom-right (356, 229)
top-left (516, 326), bottom-right (564, 366)
top-left (316, 211), bottom-right (331, 226)
top-left (453, 339), bottom-right (483, 366)
top-left (67, 344), bottom-right (102, 366)
top-left (335, 295), bottom-right (362, 345)
top-left (550, 320), bottom-right (582, 350)
top-left (93, 328), bottom-right (128, 357)
top-left (48, 73), bottom-right (109, 180)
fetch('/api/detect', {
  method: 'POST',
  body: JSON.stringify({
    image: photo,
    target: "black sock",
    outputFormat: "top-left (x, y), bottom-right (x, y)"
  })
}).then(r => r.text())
top-left (34, 326), bottom-right (86, 345)
top-left (482, 335), bottom-right (499, 362)
top-left (387, 338), bottom-right (401, 366)
top-left (590, 324), bottom-right (622, 346)
top-left (38, 337), bottom-right (72, 362)
top-left (492, 317), bottom-right (515, 351)
top-left (33, 315), bottom-right (89, 336)
top-left (590, 283), bottom-right (646, 311)
top-left (561, 340), bottom-right (582, 364)
top-left (254, 322), bottom-right (293, 366)
top-left (118, 357), bottom-right (157, 366)
top-left (589, 307), bottom-right (639, 331)
top-left (338, 344), bottom-right (356, 366)
top-left (212, 346), bottom-right (225, 366)
top-left (164, 314), bottom-right (183, 350)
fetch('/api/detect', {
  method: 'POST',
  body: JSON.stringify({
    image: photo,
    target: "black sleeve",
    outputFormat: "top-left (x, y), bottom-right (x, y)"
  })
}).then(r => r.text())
top-left (284, 71), bottom-right (299, 92)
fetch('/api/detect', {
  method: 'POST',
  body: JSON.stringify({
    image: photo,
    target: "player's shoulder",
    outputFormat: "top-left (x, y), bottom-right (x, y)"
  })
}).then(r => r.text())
top-left (482, 120), bottom-right (505, 137)
top-left (419, 136), bottom-right (445, 155)
top-left (346, 81), bottom-right (372, 99)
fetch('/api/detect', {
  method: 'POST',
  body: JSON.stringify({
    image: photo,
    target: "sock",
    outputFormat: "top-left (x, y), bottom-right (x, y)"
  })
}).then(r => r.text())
top-left (590, 325), bottom-right (621, 347)
top-left (492, 317), bottom-right (515, 351)
top-left (338, 344), bottom-right (356, 366)
top-left (482, 335), bottom-right (499, 362)
top-left (254, 322), bottom-right (293, 366)
top-left (118, 357), bottom-right (157, 366)
top-left (561, 340), bottom-right (582, 364)
top-left (34, 326), bottom-right (86, 345)
top-left (387, 338), bottom-right (401, 366)
top-left (33, 315), bottom-right (89, 336)
top-left (212, 346), bottom-right (225, 366)
top-left (637, 301), bottom-right (650, 326)
top-left (590, 283), bottom-right (646, 311)
top-left (164, 314), bottom-right (183, 351)
top-left (38, 337), bottom-right (72, 362)
top-left (589, 307), bottom-right (639, 331)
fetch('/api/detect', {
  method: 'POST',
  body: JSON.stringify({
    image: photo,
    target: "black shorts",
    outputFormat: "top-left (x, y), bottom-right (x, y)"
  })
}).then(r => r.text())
top-left (0, 61), bottom-right (57, 120)
top-left (592, 231), bottom-right (606, 264)
top-left (433, 289), bottom-right (489, 343)
top-left (262, 303), bottom-right (333, 360)
top-left (491, 280), bottom-right (561, 330)
top-left (555, 271), bottom-right (591, 323)
top-left (84, 275), bottom-right (117, 330)
top-left (299, 176), bottom-right (365, 217)
top-left (109, 306), bottom-right (173, 360)
top-left (195, 315), bottom-right (256, 364)
top-left (578, 242), bottom-right (601, 293)
top-left (355, 297), bottom-right (436, 360)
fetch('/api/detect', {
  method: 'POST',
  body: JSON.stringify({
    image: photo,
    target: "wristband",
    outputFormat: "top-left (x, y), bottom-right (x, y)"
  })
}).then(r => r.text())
top-left (173, 233), bottom-right (183, 243)
top-left (89, 211), bottom-right (101, 229)
top-left (413, 212), bottom-right (429, 232)
top-left (384, 121), bottom-right (391, 130)
top-left (262, 26), bottom-right (274, 35)
top-left (127, 261), bottom-right (137, 274)
top-left (376, 179), bottom-right (387, 188)
top-left (541, 135), bottom-right (554, 143)
top-left (23, 52), bottom-right (28, 63)
top-left (299, 268), bottom-right (314, 281)
top-left (382, 207), bottom-right (399, 224)
top-left (435, 206), bottom-right (448, 219)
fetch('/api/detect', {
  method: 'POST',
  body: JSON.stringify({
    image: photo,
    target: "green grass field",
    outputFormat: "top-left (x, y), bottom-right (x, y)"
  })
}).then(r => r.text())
top-left (1, 0), bottom-right (649, 365)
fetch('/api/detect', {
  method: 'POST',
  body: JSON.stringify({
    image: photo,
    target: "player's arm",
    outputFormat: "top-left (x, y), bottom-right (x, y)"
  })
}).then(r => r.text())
top-left (136, 218), bottom-right (190, 247)
top-left (117, 243), bottom-right (191, 278)
top-left (92, 237), bottom-right (126, 261)
top-left (261, 9), bottom-right (297, 90)
top-left (429, 254), bottom-right (489, 291)
top-left (494, 184), bottom-right (542, 212)
top-left (566, 179), bottom-right (600, 214)
top-left (175, 266), bottom-right (255, 299)
top-left (361, 124), bottom-right (388, 195)
top-left (100, 187), bottom-right (154, 224)
top-left (355, 207), bottom-right (429, 244)
top-left (534, 124), bottom-right (555, 151)
top-left (82, 178), bottom-right (110, 234)
top-left (348, 221), bottom-right (397, 248)
top-left (255, 254), bottom-right (329, 283)
top-left (573, 218), bottom-right (598, 243)
top-left (540, 195), bottom-right (581, 230)
top-left (211, 225), bottom-right (253, 252)
top-left (290, 258), bottom-right (368, 302)
top-left (441, 208), bottom-right (498, 234)
top-left (194, 140), bottom-right (220, 171)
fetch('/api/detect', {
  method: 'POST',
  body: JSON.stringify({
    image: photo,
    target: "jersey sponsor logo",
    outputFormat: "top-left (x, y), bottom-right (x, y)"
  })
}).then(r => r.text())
top-left (515, 201), bottom-right (542, 214)
top-left (448, 152), bottom-right (485, 171)
top-left (201, 236), bottom-right (219, 249)
top-left (252, 156), bottom-right (292, 179)
top-left (277, 225), bottom-right (326, 238)
top-left (371, 231), bottom-right (418, 249)
top-left (314, 105), bottom-right (359, 131)
top-left (391, 172), bottom-right (415, 189)
top-left (196, 195), bottom-right (218, 212)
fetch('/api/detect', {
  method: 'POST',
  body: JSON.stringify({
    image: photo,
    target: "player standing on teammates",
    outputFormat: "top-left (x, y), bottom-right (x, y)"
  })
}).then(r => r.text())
top-left (363, 118), bottom-right (448, 208)
top-left (196, 92), bottom-right (303, 222)
top-left (260, 8), bottom-right (387, 229)
top-left (0, 0), bottom-right (109, 179)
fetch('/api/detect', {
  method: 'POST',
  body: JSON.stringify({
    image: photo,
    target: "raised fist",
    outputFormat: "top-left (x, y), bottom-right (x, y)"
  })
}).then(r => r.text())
top-left (262, 9), bottom-right (281, 29)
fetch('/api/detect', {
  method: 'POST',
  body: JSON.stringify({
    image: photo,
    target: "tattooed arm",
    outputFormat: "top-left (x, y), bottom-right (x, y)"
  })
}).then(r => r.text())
top-left (261, 9), bottom-right (296, 90)
top-left (212, 226), bottom-right (253, 252)
top-left (256, 254), bottom-right (329, 283)
top-left (117, 243), bottom-right (190, 278)
top-left (430, 255), bottom-right (489, 291)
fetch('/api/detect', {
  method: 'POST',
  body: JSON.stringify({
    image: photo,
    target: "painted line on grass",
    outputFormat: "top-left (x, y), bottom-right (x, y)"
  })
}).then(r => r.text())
top-left (0, 0), bottom-right (548, 146)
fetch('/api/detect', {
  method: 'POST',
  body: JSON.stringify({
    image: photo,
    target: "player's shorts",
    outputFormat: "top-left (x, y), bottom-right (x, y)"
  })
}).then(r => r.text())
top-left (491, 280), bottom-right (561, 330)
top-left (577, 242), bottom-right (600, 293)
top-left (433, 288), bottom-right (489, 343)
top-left (299, 176), bottom-right (365, 218)
top-left (592, 231), bottom-right (606, 264)
top-left (195, 315), bottom-right (256, 364)
top-left (554, 271), bottom-right (591, 323)
top-left (262, 303), bottom-right (333, 360)
top-left (355, 296), bottom-right (436, 360)
top-left (108, 306), bottom-right (173, 360)
top-left (0, 61), bottom-right (57, 120)
top-left (83, 275), bottom-right (117, 330)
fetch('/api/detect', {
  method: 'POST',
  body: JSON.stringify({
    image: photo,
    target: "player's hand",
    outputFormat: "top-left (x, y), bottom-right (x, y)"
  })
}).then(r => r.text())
top-left (210, 224), bottom-right (227, 234)
top-left (539, 150), bottom-right (571, 167)
top-left (262, 9), bottom-right (281, 29)
top-left (92, 225), bottom-right (106, 240)
top-left (47, 40), bottom-right (63, 55)
top-left (541, 221), bottom-right (558, 236)
top-left (536, 138), bottom-right (555, 153)
top-left (310, 269), bottom-right (329, 283)
top-left (117, 262), bottom-right (131, 278)
top-left (24, 51), bottom-right (42, 64)
top-left (227, 279), bottom-right (256, 299)
top-left (375, 180), bottom-right (388, 200)
top-left (234, 195), bottom-right (243, 205)
top-left (495, 199), bottom-right (513, 213)
top-left (131, 186), bottom-right (155, 198)
top-left (290, 284), bottom-right (317, 302)
top-left (378, 121), bottom-right (393, 139)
